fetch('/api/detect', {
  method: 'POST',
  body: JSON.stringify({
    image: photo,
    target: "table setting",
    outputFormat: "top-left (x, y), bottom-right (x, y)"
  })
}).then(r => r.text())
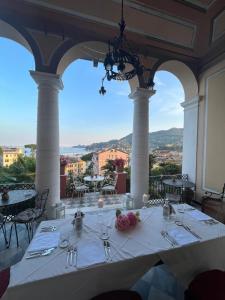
top-left (3, 203), bottom-right (225, 300)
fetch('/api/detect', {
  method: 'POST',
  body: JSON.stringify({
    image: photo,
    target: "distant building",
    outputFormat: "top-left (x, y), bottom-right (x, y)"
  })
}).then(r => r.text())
top-left (65, 159), bottom-right (86, 176)
top-left (0, 147), bottom-right (23, 167)
top-left (93, 149), bottom-right (129, 175)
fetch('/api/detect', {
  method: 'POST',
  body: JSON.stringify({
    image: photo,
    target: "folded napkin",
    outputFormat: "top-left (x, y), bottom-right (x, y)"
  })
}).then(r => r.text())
top-left (76, 239), bottom-right (106, 269)
top-left (28, 232), bottom-right (60, 252)
top-left (187, 210), bottom-right (212, 221)
top-left (168, 227), bottom-right (199, 246)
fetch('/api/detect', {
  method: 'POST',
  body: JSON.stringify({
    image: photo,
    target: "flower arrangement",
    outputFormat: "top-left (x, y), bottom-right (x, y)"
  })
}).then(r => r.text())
top-left (115, 209), bottom-right (140, 231)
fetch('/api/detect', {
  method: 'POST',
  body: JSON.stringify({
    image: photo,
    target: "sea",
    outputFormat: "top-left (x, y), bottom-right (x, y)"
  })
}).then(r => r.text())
top-left (60, 147), bottom-right (89, 157)
top-left (24, 146), bottom-right (89, 157)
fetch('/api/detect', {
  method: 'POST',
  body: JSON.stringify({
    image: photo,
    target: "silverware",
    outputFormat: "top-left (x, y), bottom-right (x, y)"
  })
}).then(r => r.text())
top-left (26, 248), bottom-right (54, 259)
top-left (161, 230), bottom-right (177, 247)
top-left (106, 241), bottom-right (112, 261)
top-left (72, 246), bottom-right (77, 267)
top-left (183, 225), bottom-right (201, 239)
top-left (103, 241), bottom-right (108, 260)
top-left (40, 226), bottom-right (56, 232)
top-left (28, 247), bottom-right (55, 255)
top-left (66, 246), bottom-right (72, 268)
top-left (204, 219), bottom-right (219, 225)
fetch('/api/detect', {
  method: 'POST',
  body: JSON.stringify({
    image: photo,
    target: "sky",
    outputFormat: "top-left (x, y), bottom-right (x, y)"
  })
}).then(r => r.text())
top-left (0, 38), bottom-right (184, 146)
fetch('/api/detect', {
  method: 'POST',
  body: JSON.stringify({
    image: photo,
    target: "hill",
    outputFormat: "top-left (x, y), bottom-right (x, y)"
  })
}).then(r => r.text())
top-left (74, 128), bottom-right (183, 152)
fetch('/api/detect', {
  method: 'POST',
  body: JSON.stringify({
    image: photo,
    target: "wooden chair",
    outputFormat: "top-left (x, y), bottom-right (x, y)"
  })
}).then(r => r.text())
top-left (185, 269), bottom-right (225, 300)
top-left (8, 189), bottom-right (49, 247)
top-left (0, 268), bottom-right (10, 298)
top-left (91, 290), bottom-right (142, 300)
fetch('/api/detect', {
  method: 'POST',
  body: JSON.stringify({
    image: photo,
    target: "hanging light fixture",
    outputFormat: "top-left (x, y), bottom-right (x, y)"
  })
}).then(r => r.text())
top-left (99, 0), bottom-right (153, 95)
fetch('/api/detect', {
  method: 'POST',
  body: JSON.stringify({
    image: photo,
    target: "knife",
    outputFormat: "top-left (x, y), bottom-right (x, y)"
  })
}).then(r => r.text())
top-left (106, 241), bottom-right (112, 261)
top-left (26, 248), bottom-right (54, 259)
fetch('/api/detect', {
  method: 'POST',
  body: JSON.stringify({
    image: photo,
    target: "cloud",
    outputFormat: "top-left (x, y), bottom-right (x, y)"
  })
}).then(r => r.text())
top-left (154, 75), bottom-right (164, 87)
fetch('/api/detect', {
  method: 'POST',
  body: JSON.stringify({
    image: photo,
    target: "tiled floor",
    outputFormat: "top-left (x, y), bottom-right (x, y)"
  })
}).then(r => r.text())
top-left (0, 194), bottom-right (185, 299)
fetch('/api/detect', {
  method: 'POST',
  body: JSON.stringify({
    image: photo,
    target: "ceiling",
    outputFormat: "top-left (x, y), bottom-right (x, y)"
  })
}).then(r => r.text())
top-left (0, 0), bottom-right (225, 71)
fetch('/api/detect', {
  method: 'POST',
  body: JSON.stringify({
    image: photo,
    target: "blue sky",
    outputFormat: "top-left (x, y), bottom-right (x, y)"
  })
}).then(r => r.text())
top-left (0, 38), bottom-right (184, 146)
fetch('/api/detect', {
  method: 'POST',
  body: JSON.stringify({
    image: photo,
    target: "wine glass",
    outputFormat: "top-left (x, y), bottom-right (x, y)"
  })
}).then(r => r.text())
top-left (142, 194), bottom-right (149, 209)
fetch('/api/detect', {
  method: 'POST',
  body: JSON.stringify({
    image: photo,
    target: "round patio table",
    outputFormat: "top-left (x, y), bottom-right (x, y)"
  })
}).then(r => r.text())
top-left (162, 179), bottom-right (195, 189)
top-left (0, 189), bottom-right (37, 216)
top-left (163, 179), bottom-right (195, 204)
top-left (84, 176), bottom-right (104, 193)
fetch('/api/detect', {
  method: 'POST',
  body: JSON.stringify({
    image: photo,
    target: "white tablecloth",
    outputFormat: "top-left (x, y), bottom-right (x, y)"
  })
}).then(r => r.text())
top-left (3, 205), bottom-right (225, 300)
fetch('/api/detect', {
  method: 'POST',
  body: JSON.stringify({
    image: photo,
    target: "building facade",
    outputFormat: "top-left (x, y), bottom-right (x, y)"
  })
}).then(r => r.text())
top-left (65, 159), bottom-right (86, 176)
top-left (1, 147), bottom-right (23, 167)
top-left (93, 149), bottom-right (129, 175)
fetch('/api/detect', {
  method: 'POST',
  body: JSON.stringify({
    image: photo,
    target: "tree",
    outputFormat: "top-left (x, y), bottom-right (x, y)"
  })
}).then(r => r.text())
top-left (149, 154), bottom-right (156, 175)
top-left (101, 160), bottom-right (115, 176)
top-left (0, 155), bottom-right (36, 183)
top-left (81, 152), bottom-right (93, 162)
top-left (159, 162), bottom-right (181, 175)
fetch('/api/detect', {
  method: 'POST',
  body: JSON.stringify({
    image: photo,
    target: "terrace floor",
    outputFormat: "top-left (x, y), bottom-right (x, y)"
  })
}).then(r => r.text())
top-left (0, 193), bottom-right (185, 300)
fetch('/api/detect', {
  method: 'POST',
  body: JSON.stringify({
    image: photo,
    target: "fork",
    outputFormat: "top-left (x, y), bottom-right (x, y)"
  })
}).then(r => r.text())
top-left (66, 245), bottom-right (73, 268)
top-left (161, 230), bottom-right (177, 247)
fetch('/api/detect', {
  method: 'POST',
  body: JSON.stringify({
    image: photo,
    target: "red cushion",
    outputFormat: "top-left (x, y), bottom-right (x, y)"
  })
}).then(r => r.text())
top-left (188, 270), bottom-right (225, 300)
top-left (91, 290), bottom-right (142, 300)
top-left (0, 268), bottom-right (10, 298)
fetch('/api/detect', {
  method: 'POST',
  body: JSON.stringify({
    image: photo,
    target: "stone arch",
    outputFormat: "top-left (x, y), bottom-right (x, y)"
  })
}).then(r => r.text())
top-left (155, 60), bottom-right (198, 101)
top-left (0, 18), bottom-right (42, 68)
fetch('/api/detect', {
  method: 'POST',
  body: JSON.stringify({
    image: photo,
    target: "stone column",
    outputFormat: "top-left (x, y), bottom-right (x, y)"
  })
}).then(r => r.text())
top-left (129, 87), bottom-right (155, 208)
top-left (30, 71), bottom-right (63, 219)
top-left (181, 96), bottom-right (199, 183)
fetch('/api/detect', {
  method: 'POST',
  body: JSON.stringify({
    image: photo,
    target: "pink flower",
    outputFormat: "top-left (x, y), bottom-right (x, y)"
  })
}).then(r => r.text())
top-left (127, 212), bottom-right (137, 226)
top-left (115, 214), bottom-right (130, 231)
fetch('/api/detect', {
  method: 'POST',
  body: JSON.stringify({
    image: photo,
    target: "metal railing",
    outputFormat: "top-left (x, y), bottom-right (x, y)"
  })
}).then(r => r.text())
top-left (0, 183), bottom-right (35, 193)
top-left (149, 174), bottom-right (188, 202)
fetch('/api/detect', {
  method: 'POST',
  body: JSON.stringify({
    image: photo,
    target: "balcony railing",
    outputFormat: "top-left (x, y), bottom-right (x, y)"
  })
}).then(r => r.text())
top-left (0, 183), bottom-right (35, 193)
top-left (149, 174), bottom-right (189, 204)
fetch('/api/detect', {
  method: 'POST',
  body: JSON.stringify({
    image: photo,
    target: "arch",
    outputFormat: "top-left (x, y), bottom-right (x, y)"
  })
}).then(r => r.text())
top-left (156, 60), bottom-right (198, 101)
top-left (0, 18), bottom-right (42, 69)
top-left (56, 41), bottom-right (108, 75)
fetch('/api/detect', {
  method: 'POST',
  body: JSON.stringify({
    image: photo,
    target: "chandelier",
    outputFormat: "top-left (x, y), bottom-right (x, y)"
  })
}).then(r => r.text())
top-left (99, 0), bottom-right (146, 95)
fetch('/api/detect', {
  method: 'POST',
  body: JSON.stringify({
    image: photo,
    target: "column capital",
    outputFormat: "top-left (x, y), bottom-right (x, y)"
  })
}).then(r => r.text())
top-left (30, 71), bottom-right (64, 90)
top-left (181, 96), bottom-right (199, 111)
top-left (129, 87), bottom-right (155, 100)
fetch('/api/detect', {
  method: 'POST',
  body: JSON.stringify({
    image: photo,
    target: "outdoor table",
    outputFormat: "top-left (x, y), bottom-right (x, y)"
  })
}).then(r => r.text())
top-left (163, 179), bottom-right (195, 203)
top-left (162, 179), bottom-right (195, 189)
top-left (0, 189), bottom-right (37, 216)
top-left (84, 176), bottom-right (104, 192)
top-left (3, 204), bottom-right (225, 300)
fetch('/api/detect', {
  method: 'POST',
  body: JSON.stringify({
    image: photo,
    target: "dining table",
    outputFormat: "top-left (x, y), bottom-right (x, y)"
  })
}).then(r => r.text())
top-left (0, 189), bottom-right (37, 216)
top-left (3, 204), bottom-right (225, 300)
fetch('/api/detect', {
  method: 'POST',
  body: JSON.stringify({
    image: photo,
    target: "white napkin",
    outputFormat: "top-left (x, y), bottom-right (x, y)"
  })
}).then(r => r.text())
top-left (76, 239), bottom-right (106, 269)
top-left (187, 210), bottom-right (212, 221)
top-left (168, 227), bottom-right (199, 245)
top-left (28, 232), bottom-right (60, 252)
